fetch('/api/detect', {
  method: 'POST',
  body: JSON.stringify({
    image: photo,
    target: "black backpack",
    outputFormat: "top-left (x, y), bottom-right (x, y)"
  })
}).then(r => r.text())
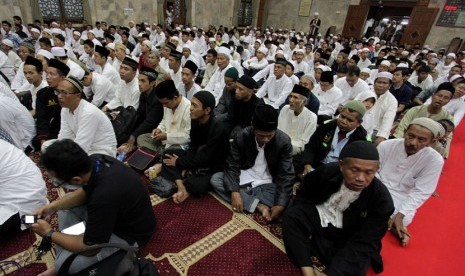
top-left (107, 106), bottom-right (138, 145)
top-left (57, 243), bottom-right (158, 276)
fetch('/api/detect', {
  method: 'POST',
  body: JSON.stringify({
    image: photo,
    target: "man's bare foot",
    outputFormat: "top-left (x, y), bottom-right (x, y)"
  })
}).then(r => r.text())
top-left (38, 267), bottom-right (57, 276)
top-left (256, 203), bottom-right (271, 221)
top-left (172, 189), bottom-right (190, 204)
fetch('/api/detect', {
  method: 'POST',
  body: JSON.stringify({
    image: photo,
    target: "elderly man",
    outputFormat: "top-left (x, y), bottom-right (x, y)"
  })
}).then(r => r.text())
top-left (299, 74), bottom-right (320, 115)
top-left (356, 72), bottom-right (397, 145)
top-left (211, 104), bottom-right (294, 221)
top-left (278, 84), bottom-right (317, 155)
top-left (32, 139), bottom-right (156, 275)
top-left (295, 100), bottom-right (368, 176)
top-left (377, 118), bottom-right (443, 246)
top-left (205, 46), bottom-right (234, 105)
top-left (44, 76), bottom-right (117, 156)
top-left (357, 48), bottom-right (372, 69)
top-left (256, 58), bottom-right (293, 109)
top-left (283, 141), bottom-right (394, 275)
top-left (102, 56), bottom-right (140, 112)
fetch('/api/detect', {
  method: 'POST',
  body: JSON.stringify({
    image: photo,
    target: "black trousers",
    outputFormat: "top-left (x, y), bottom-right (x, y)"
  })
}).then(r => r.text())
top-left (0, 213), bottom-right (21, 235)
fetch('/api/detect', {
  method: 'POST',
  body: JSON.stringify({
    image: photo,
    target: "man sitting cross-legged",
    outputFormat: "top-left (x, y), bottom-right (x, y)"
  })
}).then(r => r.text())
top-left (150, 91), bottom-right (230, 203)
top-left (211, 103), bottom-right (294, 221)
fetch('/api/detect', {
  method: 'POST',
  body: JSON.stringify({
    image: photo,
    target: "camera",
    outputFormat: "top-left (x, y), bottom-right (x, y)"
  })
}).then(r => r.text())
top-left (21, 215), bottom-right (37, 224)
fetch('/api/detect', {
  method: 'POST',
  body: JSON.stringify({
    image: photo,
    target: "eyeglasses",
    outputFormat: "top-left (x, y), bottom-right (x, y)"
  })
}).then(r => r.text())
top-left (54, 89), bottom-right (80, 96)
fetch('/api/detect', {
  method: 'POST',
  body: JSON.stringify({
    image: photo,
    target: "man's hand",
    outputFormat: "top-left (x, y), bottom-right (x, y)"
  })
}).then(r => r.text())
top-left (231, 192), bottom-right (243, 213)
top-left (269, 205), bottom-right (285, 221)
top-left (151, 129), bottom-right (167, 141)
top-left (303, 164), bottom-right (313, 175)
top-left (388, 212), bottom-right (411, 247)
top-left (33, 204), bottom-right (56, 220)
top-left (374, 136), bottom-right (386, 147)
top-left (163, 154), bottom-right (178, 167)
top-left (31, 219), bottom-right (53, 237)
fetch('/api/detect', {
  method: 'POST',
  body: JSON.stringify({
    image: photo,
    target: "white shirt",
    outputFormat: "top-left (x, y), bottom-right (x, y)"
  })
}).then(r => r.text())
top-left (176, 82), bottom-right (201, 100)
top-left (316, 183), bottom-right (361, 228)
top-left (291, 60), bottom-right (311, 74)
top-left (313, 85), bottom-right (343, 116)
top-left (30, 79), bottom-right (48, 109)
top-left (7, 50), bottom-right (21, 71)
top-left (0, 94), bottom-right (36, 150)
top-left (98, 62), bottom-right (120, 84)
top-left (201, 61), bottom-right (218, 87)
top-left (0, 50), bottom-right (15, 82)
top-left (85, 73), bottom-right (116, 107)
top-left (11, 62), bottom-right (30, 92)
top-left (334, 77), bottom-right (370, 104)
top-left (242, 57), bottom-right (268, 70)
top-left (240, 141), bottom-right (273, 188)
top-left (256, 74), bottom-right (293, 109)
top-left (408, 74), bottom-right (434, 93)
top-left (278, 105), bottom-right (317, 155)
top-left (377, 139), bottom-right (444, 226)
top-left (205, 64), bottom-right (233, 105)
top-left (153, 31), bottom-right (166, 47)
top-left (169, 67), bottom-right (183, 88)
top-left (59, 100), bottom-right (117, 156)
top-left (105, 77), bottom-right (140, 110)
top-left (112, 58), bottom-right (122, 73)
top-left (253, 63), bottom-right (274, 82)
top-left (157, 96), bottom-right (191, 148)
top-left (368, 90), bottom-right (397, 139)
top-left (0, 139), bottom-right (47, 230)
top-left (425, 96), bottom-right (465, 127)
top-left (0, 82), bottom-right (20, 102)
top-left (66, 59), bottom-right (85, 80)
top-left (357, 58), bottom-right (372, 69)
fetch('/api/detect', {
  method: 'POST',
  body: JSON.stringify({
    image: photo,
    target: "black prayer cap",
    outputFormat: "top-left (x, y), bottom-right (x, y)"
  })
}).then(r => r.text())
top-left (139, 66), bottom-right (158, 81)
top-left (275, 58), bottom-right (287, 67)
top-left (104, 33), bottom-right (115, 42)
top-left (94, 45), bottom-right (109, 58)
top-left (436, 82), bottom-right (455, 95)
top-left (320, 71), bottom-right (334, 83)
top-left (237, 75), bottom-right (258, 90)
top-left (350, 55), bottom-right (360, 63)
top-left (292, 84), bottom-right (310, 97)
top-left (182, 31), bottom-right (189, 36)
top-left (193, 90), bottom-right (215, 110)
top-left (170, 50), bottom-right (183, 60)
top-left (122, 56), bottom-right (138, 71)
top-left (48, 58), bottom-right (70, 75)
top-left (24, 56), bottom-right (43, 72)
top-left (184, 60), bottom-right (198, 75)
top-left (165, 41), bottom-right (176, 51)
top-left (252, 104), bottom-right (278, 131)
top-left (155, 79), bottom-right (178, 99)
top-left (339, 140), bottom-right (379, 161)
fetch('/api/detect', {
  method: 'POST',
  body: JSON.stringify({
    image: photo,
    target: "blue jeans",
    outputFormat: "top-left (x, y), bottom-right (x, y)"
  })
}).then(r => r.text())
top-left (210, 172), bottom-right (276, 213)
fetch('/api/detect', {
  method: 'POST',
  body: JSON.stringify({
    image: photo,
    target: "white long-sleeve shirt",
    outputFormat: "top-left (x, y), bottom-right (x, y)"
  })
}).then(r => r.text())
top-left (242, 57), bottom-right (268, 70)
top-left (105, 76), bottom-right (140, 110)
top-left (97, 62), bottom-right (120, 84)
top-left (370, 90), bottom-right (397, 139)
top-left (377, 139), bottom-right (444, 226)
top-left (334, 77), bottom-right (370, 104)
top-left (0, 94), bottom-right (35, 150)
top-left (313, 85), bottom-right (343, 117)
top-left (85, 73), bottom-right (116, 107)
top-left (0, 50), bottom-right (15, 82)
top-left (157, 96), bottom-right (191, 148)
top-left (66, 59), bottom-right (85, 80)
top-left (59, 100), bottom-right (117, 156)
top-left (291, 60), bottom-right (311, 74)
top-left (256, 74), bottom-right (293, 109)
top-left (425, 96), bottom-right (465, 127)
top-left (278, 105), bottom-right (317, 155)
top-left (205, 64), bottom-right (233, 105)
top-left (0, 139), bottom-right (47, 230)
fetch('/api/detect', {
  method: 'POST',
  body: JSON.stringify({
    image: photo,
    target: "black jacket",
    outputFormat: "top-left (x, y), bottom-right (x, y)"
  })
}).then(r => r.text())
top-left (132, 88), bottom-right (164, 138)
top-left (301, 119), bottom-right (368, 168)
top-left (34, 86), bottom-right (61, 143)
top-left (223, 94), bottom-right (264, 131)
top-left (223, 126), bottom-right (295, 207)
top-left (296, 162), bottom-right (394, 275)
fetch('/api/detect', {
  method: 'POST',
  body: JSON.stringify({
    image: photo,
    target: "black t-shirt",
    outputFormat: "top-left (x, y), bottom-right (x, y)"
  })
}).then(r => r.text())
top-left (82, 155), bottom-right (156, 246)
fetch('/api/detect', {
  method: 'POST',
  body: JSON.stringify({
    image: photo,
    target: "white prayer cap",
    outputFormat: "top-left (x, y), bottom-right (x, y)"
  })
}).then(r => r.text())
top-left (357, 90), bottom-right (377, 103)
top-left (175, 26), bottom-right (181, 31)
top-left (431, 58), bottom-right (440, 64)
top-left (43, 29), bottom-right (53, 36)
top-left (301, 74), bottom-right (317, 85)
top-left (272, 33), bottom-right (277, 36)
top-left (1, 39), bottom-right (13, 48)
top-left (450, 74), bottom-right (463, 82)
top-left (73, 30), bottom-right (81, 36)
top-left (52, 29), bottom-right (62, 34)
top-left (295, 49), bottom-right (305, 55)
top-left (106, 43), bottom-right (115, 50)
top-left (171, 36), bottom-right (179, 41)
top-left (37, 49), bottom-right (54, 60)
top-left (217, 46), bottom-right (231, 59)
top-left (192, 27), bottom-right (197, 31)
top-left (125, 48), bottom-right (130, 55)
top-left (316, 64), bottom-right (330, 72)
top-left (30, 28), bottom-right (41, 34)
top-left (243, 37), bottom-right (251, 43)
top-left (239, 35), bottom-right (245, 41)
top-left (137, 32), bottom-right (144, 38)
top-left (397, 63), bottom-right (409, 68)
top-left (257, 46), bottom-right (268, 55)
top-left (266, 31), bottom-right (271, 35)
top-left (421, 49), bottom-right (428, 54)
top-left (380, 60), bottom-right (391, 66)
top-left (186, 28), bottom-right (191, 32)
top-left (401, 50), bottom-right (409, 56)
top-left (182, 44), bottom-right (191, 50)
top-left (429, 52), bottom-right (437, 57)
top-left (208, 37), bottom-right (215, 42)
top-left (50, 21), bottom-right (59, 27)
top-left (362, 47), bottom-right (370, 52)
top-left (309, 38), bottom-right (314, 41)
top-left (320, 39), bottom-right (325, 43)
top-left (314, 12), bottom-right (319, 16)
top-left (375, 71), bottom-right (393, 80)
top-left (410, 117), bottom-right (442, 138)
top-left (143, 40), bottom-right (153, 49)
top-left (88, 30), bottom-right (95, 35)
top-left (51, 46), bottom-right (66, 57)
top-left (255, 39), bottom-right (262, 45)
top-left (145, 27), bottom-right (151, 32)
top-left (447, 53), bottom-right (456, 59)
top-left (361, 68), bottom-right (371, 74)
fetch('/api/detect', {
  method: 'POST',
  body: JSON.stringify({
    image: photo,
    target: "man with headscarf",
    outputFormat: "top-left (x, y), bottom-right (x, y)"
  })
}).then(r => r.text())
top-left (283, 141), bottom-right (394, 275)
top-left (211, 104), bottom-right (294, 222)
top-left (205, 46), bottom-right (234, 105)
top-left (377, 117), bottom-right (444, 246)
top-left (156, 91), bottom-right (230, 204)
top-left (216, 67), bottom-right (238, 116)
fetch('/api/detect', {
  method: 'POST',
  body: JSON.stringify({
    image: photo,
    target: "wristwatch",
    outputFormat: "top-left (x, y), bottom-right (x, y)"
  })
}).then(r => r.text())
top-left (44, 229), bottom-right (56, 243)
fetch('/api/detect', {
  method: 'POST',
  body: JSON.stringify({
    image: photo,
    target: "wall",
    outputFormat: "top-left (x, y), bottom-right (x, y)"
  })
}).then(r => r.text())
top-left (425, 0), bottom-right (464, 50)
top-left (0, 0), bottom-right (29, 25)
top-left (190, 0), bottom-right (236, 28)
top-left (88, 0), bottom-right (160, 25)
top-left (264, 0), bottom-right (352, 34)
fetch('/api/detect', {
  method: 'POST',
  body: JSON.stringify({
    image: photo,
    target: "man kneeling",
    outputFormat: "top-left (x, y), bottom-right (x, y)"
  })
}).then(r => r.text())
top-left (283, 141), bottom-right (394, 275)
top-left (211, 104), bottom-right (294, 221)
top-left (32, 139), bottom-right (156, 275)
